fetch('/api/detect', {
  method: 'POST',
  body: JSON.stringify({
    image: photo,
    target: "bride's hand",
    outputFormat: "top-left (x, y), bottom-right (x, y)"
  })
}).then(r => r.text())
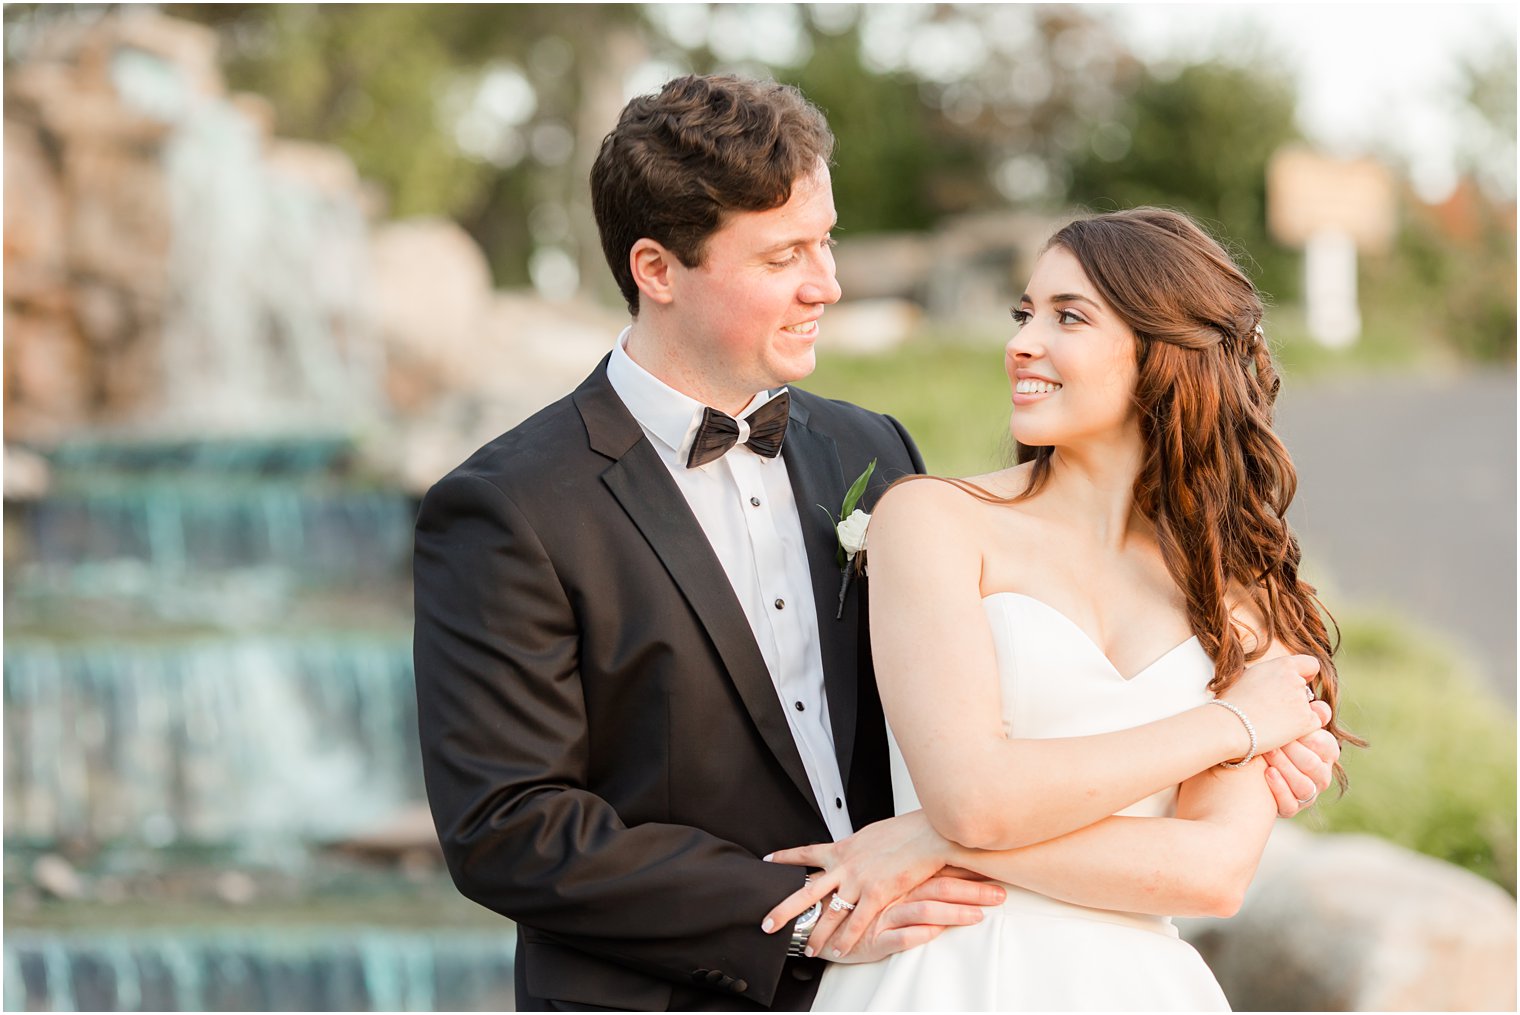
top-left (1217, 653), bottom-right (1331, 759)
top-left (761, 811), bottom-right (1004, 959)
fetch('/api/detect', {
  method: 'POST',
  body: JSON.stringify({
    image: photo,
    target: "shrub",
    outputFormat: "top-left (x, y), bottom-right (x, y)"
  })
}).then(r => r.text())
top-left (1309, 612), bottom-right (1516, 894)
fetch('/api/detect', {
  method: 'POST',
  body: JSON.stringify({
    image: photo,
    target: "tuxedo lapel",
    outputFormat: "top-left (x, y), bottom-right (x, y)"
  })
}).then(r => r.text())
top-left (575, 362), bottom-right (825, 822)
top-left (780, 403), bottom-right (861, 789)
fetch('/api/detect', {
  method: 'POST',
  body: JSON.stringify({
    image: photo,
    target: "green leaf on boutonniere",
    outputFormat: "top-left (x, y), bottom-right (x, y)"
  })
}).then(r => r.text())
top-left (832, 460), bottom-right (878, 613)
top-left (839, 458), bottom-right (876, 520)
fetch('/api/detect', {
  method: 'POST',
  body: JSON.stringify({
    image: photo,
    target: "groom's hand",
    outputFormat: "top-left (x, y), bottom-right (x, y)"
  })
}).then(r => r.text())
top-left (761, 811), bottom-right (1004, 960)
top-left (825, 872), bottom-right (1002, 964)
top-left (1264, 728), bottom-right (1340, 816)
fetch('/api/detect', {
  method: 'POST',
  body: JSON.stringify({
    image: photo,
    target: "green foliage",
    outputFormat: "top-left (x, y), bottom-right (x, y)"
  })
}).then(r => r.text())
top-left (1066, 61), bottom-right (1301, 300)
top-left (1309, 613), bottom-right (1516, 894)
top-left (182, 5), bottom-right (501, 217)
top-left (1362, 194), bottom-right (1517, 363)
top-left (778, 25), bottom-right (997, 233)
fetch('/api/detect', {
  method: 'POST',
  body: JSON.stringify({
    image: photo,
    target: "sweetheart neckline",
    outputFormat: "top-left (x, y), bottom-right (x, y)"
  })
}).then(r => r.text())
top-left (981, 591), bottom-right (1203, 683)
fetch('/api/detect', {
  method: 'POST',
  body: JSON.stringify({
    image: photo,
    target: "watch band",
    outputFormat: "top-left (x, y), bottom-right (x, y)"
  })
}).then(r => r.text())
top-left (787, 900), bottom-right (822, 957)
top-left (787, 874), bottom-right (821, 958)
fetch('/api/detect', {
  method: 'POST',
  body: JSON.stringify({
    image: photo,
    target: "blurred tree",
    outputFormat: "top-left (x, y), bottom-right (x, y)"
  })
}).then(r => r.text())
top-left (1065, 60), bottom-right (1301, 300)
top-left (167, 3), bottom-right (647, 293)
top-left (1458, 36), bottom-right (1517, 203)
top-left (827, 5), bottom-right (1142, 215)
top-left (1360, 43), bottom-right (1516, 364)
top-left (780, 16), bottom-right (987, 235)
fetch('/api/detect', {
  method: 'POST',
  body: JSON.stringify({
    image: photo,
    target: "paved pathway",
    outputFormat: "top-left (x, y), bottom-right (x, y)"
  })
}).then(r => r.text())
top-left (1274, 368), bottom-right (1515, 703)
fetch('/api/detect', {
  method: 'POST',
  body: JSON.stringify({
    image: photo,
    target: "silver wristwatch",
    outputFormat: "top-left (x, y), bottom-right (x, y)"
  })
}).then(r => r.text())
top-left (787, 899), bottom-right (823, 957)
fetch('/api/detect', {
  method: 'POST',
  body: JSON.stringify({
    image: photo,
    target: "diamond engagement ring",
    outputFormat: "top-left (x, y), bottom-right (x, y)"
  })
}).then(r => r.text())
top-left (1305, 686), bottom-right (1315, 703)
top-left (829, 895), bottom-right (858, 913)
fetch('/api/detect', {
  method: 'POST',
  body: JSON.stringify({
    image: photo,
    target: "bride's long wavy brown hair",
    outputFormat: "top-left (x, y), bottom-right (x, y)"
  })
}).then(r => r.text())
top-left (955, 208), bottom-right (1360, 777)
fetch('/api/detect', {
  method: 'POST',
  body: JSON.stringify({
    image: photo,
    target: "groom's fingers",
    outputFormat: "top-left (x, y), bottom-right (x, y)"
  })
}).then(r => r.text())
top-left (839, 923), bottom-right (948, 964)
top-left (880, 898), bottom-right (988, 932)
top-left (1281, 738), bottom-right (1335, 792)
top-left (1264, 745), bottom-right (1318, 810)
top-left (904, 875), bottom-right (1007, 907)
top-left (1265, 765), bottom-right (1303, 818)
top-left (1297, 728), bottom-right (1341, 766)
top-left (828, 876), bottom-right (1005, 958)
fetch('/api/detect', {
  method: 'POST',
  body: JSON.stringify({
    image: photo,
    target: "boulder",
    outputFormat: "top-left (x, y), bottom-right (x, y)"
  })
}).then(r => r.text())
top-left (3, 444), bottom-right (52, 501)
top-left (371, 217), bottom-right (495, 406)
top-left (1182, 823), bottom-right (1518, 1011)
top-left (3, 118), bottom-right (68, 298)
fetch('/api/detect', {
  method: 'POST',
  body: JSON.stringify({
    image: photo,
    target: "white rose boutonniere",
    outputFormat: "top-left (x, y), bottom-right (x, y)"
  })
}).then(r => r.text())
top-left (836, 509), bottom-right (870, 558)
top-left (825, 459), bottom-right (876, 619)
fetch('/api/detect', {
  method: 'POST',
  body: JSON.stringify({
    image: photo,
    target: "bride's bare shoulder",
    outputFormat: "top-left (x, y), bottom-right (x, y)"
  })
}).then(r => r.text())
top-left (871, 464), bottom-right (1032, 535)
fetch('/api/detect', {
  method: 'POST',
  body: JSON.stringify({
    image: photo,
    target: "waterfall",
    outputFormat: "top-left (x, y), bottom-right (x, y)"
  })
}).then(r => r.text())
top-left (4, 929), bottom-right (517, 1011)
top-left (4, 633), bottom-right (419, 848)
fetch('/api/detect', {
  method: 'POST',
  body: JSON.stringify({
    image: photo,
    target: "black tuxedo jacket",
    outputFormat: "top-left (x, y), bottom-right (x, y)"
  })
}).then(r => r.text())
top-left (414, 357), bottom-right (925, 1010)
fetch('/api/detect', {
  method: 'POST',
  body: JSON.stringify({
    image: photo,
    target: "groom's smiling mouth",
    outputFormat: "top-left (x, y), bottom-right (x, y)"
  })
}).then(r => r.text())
top-left (781, 319), bottom-right (820, 337)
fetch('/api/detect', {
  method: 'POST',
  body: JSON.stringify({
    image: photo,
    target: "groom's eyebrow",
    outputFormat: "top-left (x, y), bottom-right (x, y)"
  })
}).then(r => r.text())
top-left (758, 219), bottom-right (839, 256)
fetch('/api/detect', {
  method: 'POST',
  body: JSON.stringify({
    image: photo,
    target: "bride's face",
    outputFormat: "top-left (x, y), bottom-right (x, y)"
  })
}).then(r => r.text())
top-left (1005, 245), bottom-right (1139, 449)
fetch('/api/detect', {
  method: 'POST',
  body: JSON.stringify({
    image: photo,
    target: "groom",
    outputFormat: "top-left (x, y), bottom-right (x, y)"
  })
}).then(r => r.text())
top-left (414, 74), bottom-right (1338, 1012)
top-left (413, 74), bottom-right (1000, 1011)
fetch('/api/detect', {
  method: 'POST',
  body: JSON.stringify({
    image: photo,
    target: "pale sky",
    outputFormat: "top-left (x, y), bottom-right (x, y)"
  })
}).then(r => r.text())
top-left (640, 3), bottom-right (1517, 203)
top-left (1100, 3), bottom-right (1518, 201)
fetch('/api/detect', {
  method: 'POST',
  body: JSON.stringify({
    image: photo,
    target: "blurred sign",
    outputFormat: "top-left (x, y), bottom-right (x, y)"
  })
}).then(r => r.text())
top-left (1304, 229), bottom-right (1361, 348)
top-left (1267, 146), bottom-right (1397, 347)
top-left (1267, 147), bottom-right (1397, 254)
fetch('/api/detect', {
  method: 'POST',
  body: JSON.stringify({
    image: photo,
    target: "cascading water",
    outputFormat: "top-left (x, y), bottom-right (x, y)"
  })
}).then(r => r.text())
top-left (5, 436), bottom-right (517, 1011)
top-left (5, 929), bottom-right (516, 1011)
top-left (4, 16), bottom-right (520, 1008)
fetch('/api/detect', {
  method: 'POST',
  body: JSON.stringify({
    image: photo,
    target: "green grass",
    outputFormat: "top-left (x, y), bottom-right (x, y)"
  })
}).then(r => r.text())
top-left (801, 335), bottom-right (1014, 478)
top-left (1306, 612), bottom-right (1517, 894)
top-left (1263, 302), bottom-right (1449, 379)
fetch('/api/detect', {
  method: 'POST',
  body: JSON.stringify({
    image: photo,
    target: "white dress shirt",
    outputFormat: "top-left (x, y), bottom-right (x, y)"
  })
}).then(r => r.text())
top-left (607, 329), bottom-right (855, 842)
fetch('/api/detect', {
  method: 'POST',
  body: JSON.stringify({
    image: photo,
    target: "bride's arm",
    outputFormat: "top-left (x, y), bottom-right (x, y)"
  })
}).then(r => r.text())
top-left (869, 480), bottom-right (1322, 852)
top-left (941, 759), bottom-right (1275, 917)
top-left (762, 762), bottom-right (1272, 961)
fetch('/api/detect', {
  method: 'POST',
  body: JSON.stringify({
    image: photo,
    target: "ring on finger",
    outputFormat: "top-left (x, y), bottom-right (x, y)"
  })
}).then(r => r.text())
top-left (1304, 685), bottom-right (1315, 703)
top-left (829, 895), bottom-right (858, 913)
top-left (1295, 794), bottom-right (1315, 805)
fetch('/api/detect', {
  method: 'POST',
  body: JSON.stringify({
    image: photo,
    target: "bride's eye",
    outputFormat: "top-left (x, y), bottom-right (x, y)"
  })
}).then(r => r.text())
top-left (1057, 309), bottom-right (1087, 326)
top-left (1009, 308), bottom-right (1031, 326)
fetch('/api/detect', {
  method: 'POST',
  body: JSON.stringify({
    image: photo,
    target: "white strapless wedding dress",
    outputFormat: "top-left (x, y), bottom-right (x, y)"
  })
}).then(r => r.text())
top-left (812, 592), bottom-right (1232, 1011)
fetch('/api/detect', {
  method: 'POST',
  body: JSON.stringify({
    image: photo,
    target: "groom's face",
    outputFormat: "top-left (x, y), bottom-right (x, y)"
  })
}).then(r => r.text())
top-left (668, 164), bottom-right (842, 395)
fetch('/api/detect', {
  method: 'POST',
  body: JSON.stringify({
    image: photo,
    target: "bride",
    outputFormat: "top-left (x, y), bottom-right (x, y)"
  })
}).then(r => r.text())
top-left (764, 208), bottom-right (1357, 1010)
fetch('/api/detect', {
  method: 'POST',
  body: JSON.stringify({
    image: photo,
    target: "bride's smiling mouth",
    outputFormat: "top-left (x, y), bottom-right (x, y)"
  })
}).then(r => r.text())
top-left (1012, 375), bottom-right (1062, 405)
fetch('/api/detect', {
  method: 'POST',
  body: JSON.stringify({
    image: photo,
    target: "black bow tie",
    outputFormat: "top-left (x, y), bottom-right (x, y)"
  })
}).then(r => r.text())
top-left (685, 391), bottom-right (790, 469)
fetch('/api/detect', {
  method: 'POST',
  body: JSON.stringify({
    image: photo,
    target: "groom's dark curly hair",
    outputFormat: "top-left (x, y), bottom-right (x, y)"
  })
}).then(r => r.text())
top-left (591, 74), bottom-right (835, 316)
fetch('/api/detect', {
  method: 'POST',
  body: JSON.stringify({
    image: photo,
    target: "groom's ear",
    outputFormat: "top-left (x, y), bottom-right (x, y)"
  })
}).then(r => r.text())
top-left (629, 239), bottom-right (677, 308)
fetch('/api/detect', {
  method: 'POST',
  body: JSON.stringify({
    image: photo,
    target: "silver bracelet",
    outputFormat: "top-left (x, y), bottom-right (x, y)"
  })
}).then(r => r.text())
top-left (1207, 699), bottom-right (1258, 768)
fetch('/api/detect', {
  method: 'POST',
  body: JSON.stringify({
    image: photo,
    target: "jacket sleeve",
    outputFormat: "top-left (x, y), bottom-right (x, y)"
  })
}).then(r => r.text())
top-left (413, 471), bottom-right (805, 1006)
top-left (885, 413), bottom-right (928, 475)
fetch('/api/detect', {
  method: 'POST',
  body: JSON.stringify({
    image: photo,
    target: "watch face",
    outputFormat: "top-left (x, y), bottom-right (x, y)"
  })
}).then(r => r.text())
top-left (796, 900), bottom-right (822, 931)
